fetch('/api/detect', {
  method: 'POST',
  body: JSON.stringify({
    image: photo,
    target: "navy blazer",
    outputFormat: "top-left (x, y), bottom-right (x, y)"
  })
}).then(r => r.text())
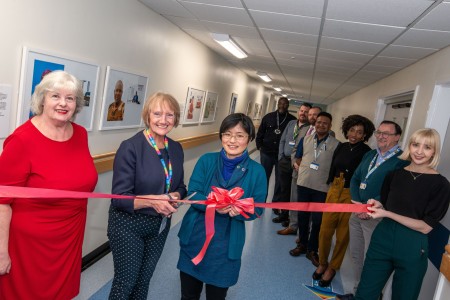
top-left (111, 131), bottom-right (187, 215)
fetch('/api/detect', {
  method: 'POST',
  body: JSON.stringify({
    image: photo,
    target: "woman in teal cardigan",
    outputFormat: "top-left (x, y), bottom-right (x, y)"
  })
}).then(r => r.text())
top-left (177, 113), bottom-right (267, 300)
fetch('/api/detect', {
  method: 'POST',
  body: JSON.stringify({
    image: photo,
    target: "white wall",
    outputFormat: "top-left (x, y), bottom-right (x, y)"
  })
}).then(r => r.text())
top-left (0, 0), bottom-right (268, 254)
top-left (327, 45), bottom-right (450, 142)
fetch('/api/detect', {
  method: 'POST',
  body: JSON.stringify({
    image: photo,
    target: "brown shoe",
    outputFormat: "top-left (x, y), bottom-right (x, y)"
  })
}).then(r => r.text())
top-left (289, 243), bottom-right (307, 257)
top-left (277, 227), bottom-right (297, 235)
top-left (306, 251), bottom-right (320, 267)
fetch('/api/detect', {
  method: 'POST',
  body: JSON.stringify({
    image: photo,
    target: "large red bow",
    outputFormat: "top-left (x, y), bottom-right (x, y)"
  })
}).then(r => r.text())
top-left (191, 186), bottom-right (254, 265)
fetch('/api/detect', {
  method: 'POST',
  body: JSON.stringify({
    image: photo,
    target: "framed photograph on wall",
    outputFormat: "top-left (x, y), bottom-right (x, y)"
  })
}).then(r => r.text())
top-left (182, 87), bottom-right (205, 125)
top-left (201, 91), bottom-right (218, 123)
top-left (99, 66), bottom-right (148, 130)
top-left (229, 93), bottom-right (238, 114)
top-left (17, 47), bottom-right (100, 131)
top-left (246, 101), bottom-right (254, 117)
top-left (253, 103), bottom-right (262, 120)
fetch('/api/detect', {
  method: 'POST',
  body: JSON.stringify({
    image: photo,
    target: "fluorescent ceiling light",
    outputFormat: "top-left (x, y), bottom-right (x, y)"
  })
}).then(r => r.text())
top-left (273, 87), bottom-right (282, 92)
top-left (211, 33), bottom-right (247, 59)
top-left (257, 72), bottom-right (272, 82)
top-left (282, 94), bottom-right (287, 97)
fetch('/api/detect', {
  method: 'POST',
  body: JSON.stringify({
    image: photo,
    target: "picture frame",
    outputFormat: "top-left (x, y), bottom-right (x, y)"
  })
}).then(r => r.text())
top-left (229, 93), bottom-right (238, 114)
top-left (201, 91), bottom-right (218, 123)
top-left (99, 66), bottom-right (148, 130)
top-left (253, 103), bottom-right (263, 120)
top-left (182, 87), bottom-right (205, 125)
top-left (246, 101), bottom-right (254, 117)
top-left (17, 47), bottom-right (100, 131)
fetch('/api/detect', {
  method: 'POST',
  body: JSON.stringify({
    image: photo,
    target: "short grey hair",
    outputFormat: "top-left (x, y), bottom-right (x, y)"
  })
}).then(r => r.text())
top-left (30, 70), bottom-right (84, 118)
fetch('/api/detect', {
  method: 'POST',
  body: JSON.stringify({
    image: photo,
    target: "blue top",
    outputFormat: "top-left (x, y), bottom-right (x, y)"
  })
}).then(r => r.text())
top-left (110, 131), bottom-right (187, 215)
top-left (350, 148), bottom-right (408, 204)
top-left (177, 150), bottom-right (267, 287)
top-left (221, 149), bottom-right (247, 181)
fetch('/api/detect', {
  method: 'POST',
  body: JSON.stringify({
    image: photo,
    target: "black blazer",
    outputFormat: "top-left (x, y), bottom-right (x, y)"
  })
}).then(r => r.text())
top-left (111, 131), bottom-right (187, 215)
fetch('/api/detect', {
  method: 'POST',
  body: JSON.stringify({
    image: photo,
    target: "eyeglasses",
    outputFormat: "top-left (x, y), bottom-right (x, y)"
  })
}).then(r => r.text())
top-left (374, 130), bottom-right (397, 137)
top-left (221, 132), bottom-right (249, 142)
top-left (152, 112), bottom-right (175, 120)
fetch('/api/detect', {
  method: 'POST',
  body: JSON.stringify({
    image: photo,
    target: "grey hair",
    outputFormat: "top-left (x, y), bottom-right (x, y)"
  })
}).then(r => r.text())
top-left (30, 70), bottom-right (84, 118)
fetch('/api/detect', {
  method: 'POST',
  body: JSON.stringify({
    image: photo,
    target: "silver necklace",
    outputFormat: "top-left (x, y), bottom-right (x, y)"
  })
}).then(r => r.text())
top-left (275, 112), bottom-right (287, 135)
top-left (409, 170), bottom-right (424, 180)
top-left (348, 143), bottom-right (360, 151)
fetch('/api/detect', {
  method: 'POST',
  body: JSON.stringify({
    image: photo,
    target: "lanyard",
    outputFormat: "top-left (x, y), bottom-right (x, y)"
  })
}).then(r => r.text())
top-left (313, 135), bottom-right (329, 162)
top-left (293, 123), bottom-right (300, 140)
top-left (146, 129), bottom-right (172, 193)
top-left (364, 148), bottom-right (400, 182)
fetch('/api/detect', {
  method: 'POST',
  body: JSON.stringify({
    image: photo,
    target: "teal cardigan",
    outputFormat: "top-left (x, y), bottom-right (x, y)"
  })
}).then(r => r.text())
top-left (350, 149), bottom-right (409, 203)
top-left (178, 152), bottom-right (267, 259)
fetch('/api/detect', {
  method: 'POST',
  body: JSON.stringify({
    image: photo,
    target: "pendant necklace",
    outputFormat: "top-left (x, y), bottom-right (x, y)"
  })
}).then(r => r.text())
top-left (274, 112), bottom-right (287, 135)
top-left (408, 169), bottom-right (424, 180)
top-left (348, 143), bottom-right (360, 152)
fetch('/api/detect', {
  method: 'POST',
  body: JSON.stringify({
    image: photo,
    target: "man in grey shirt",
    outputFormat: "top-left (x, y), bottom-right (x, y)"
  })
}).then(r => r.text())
top-left (272, 103), bottom-right (311, 226)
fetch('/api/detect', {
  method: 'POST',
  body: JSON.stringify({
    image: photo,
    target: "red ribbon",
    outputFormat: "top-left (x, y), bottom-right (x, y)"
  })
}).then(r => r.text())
top-left (191, 187), bottom-right (254, 265)
top-left (0, 185), bottom-right (370, 265)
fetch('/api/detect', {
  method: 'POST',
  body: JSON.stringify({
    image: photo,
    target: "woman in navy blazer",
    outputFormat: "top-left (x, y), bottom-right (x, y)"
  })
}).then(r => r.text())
top-left (107, 92), bottom-right (187, 300)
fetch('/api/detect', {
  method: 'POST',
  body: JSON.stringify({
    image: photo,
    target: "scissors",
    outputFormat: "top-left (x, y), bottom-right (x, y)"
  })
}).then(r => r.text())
top-left (176, 192), bottom-right (197, 207)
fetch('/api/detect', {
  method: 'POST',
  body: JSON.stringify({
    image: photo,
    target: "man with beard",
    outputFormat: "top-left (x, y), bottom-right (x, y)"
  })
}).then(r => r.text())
top-left (272, 103), bottom-right (312, 226)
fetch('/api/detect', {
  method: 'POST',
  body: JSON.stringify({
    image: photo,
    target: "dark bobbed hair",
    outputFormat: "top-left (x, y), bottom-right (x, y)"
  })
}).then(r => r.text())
top-left (380, 120), bottom-right (402, 135)
top-left (342, 114), bottom-right (375, 142)
top-left (317, 111), bottom-right (332, 122)
top-left (219, 113), bottom-right (255, 141)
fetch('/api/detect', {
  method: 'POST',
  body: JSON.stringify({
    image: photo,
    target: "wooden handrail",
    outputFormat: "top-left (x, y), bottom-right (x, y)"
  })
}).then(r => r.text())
top-left (92, 132), bottom-right (219, 174)
top-left (440, 244), bottom-right (450, 281)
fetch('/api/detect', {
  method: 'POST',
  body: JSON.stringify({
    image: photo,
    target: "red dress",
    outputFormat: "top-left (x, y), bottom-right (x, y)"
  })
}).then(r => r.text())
top-left (0, 120), bottom-right (98, 300)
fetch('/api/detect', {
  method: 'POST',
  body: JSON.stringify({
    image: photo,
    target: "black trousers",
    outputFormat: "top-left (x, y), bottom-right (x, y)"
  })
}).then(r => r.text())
top-left (260, 151), bottom-right (281, 202)
top-left (180, 271), bottom-right (228, 300)
top-left (108, 207), bottom-right (170, 300)
top-left (277, 156), bottom-right (293, 219)
top-left (297, 186), bottom-right (327, 252)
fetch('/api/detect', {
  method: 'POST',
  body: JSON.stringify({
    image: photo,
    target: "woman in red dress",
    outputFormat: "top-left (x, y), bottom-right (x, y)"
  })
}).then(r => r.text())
top-left (0, 71), bottom-right (98, 299)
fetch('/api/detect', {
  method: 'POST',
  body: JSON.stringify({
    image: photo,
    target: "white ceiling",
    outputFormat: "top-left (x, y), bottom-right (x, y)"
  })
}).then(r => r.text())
top-left (139, 0), bottom-right (450, 104)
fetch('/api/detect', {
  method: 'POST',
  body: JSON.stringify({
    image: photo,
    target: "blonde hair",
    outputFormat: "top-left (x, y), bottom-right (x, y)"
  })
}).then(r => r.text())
top-left (141, 92), bottom-right (180, 127)
top-left (30, 70), bottom-right (84, 117)
top-left (399, 128), bottom-right (441, 169)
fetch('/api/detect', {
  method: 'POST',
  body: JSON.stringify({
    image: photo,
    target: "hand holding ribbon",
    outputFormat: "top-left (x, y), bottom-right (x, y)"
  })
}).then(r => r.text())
top-left (191, 186), bottom-right (254, 265)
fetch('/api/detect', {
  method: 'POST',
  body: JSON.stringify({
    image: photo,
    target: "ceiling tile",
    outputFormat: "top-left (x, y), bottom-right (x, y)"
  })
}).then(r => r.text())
top-left (273, 51), bottom-right (315, 63)
top-left (379, 45), bottom-right (437, 60)
top-left (140, 0), bottom-right (194, 18)
top-left (414, 2), bottom-right (450, 31)
top-left (370, 56), bottom-right (418, 68)
top-left (260, 29), bottom-right (318, 47)
top-left (180, 0), bottom-right (243, 8)
top-left (326, 0), bottom-right (432, 27)
top-left (318, 48), bottom-right (372, 64)
top-left (245, 0), bottom-right (324, 17)
top-left (323, 19), bottom-right (405, 44)
top-left (200, 21), bottom-right (259, 39)
top-left (316, 56), bottom-right (364, 70)
top-left (394, 28), bottom-right (450, 49)
top-left (267, 41), bottom-right (317, 56)
top-left (181, 2), bottom-right (253, 26)
top-left (250, 11), bottom-right (321, 35)
top-left (320, 36), bottom-right (386, 55)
